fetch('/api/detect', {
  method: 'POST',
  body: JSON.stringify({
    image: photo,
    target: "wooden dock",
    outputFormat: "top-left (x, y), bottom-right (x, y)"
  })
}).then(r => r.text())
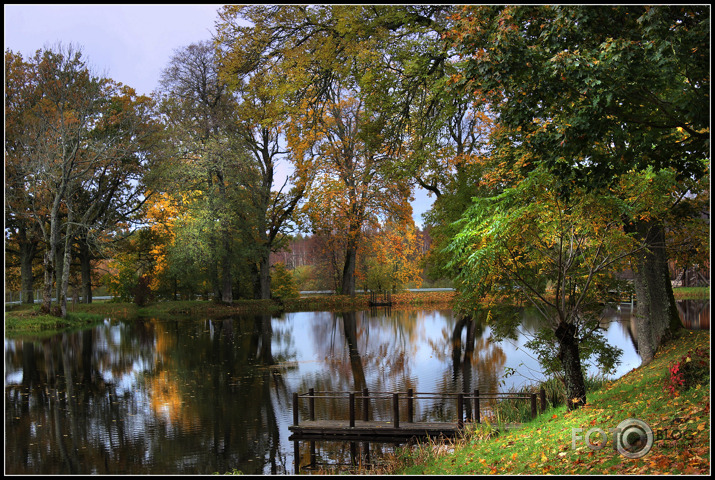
top-left (289, 388), bottom-right (546, 441)
top-left (289, 388), bottom-right (545, 472)
top-left (289, 419), bottom-right (460, 441)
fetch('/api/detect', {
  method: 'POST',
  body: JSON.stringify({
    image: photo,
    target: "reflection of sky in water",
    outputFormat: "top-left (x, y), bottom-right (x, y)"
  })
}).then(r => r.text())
top-left (496, 318), bottom-right (642, 391)
top-left (281, 307), bottom-right (643, 395)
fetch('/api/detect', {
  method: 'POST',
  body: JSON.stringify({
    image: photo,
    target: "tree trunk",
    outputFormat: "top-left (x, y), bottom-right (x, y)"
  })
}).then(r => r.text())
top-left (556, 322), bottom-right (587, 410)
top-left (253, 251), bottom-right (271, 300)
top-left (20, 233), bottom-right (37, 304)
top-left (220, 228), bottom-right (233, 304)
top-left (221, 255), bottom-right (233, 304)
top-left (59, 219), bottom-right (74, 318)
top-left (78, 239), bottom-right (93, 304)
top-left (629, 219), bottom-right (682, 364)
top-left (341, 246), bottom-right (357, 296)
top-left (41, 250), bottom-right (54, 313)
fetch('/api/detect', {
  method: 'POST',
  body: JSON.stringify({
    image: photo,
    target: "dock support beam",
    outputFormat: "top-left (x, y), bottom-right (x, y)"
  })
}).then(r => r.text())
top-left (407, 388), bottom-right (414, 423)
top-left (457, 393), bottom-right (464, 429)
top-left (349, 392), bottom-right (356, 427)
top-left (474, 389), bottom-right (480, 424)
top-left (393, 393), bottom-right (400, 428)
top-left (293, 392), bottom-right (299, 426)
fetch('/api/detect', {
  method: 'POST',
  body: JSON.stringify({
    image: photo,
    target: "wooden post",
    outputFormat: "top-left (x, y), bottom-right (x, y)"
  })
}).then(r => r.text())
top-left (407, 388), bottom-right (414, 423)
top-left (294, 440), bottom-right (300, 473)
top-left (540, 387), bottom-right (546, 413)
top-left (363, 441), bottom-right (370, 467)
top-left (474, 389), bottom-right (480, 424)
top-left (349, 392), bottom-right (356, 427)
top-left (530, 393), bottom-right (537, 419)
top-left (310, 441), bottom-right (316, 468)
top-left (293, 392), bottom-right (299, 426)
top-left (309, 388), bottom-right (315, 421)
top-left (466, 390), bottom-right (472, 422)
top-left (457, 393), bottom-right (464, 429)
top-left (393, 393), bottom-right (400, 428)
top-left (363, 388), bottom-right (369, 421)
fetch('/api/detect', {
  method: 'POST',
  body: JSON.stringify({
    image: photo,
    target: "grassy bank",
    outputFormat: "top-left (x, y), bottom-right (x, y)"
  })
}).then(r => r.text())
top-left (4, 291), bottom-right (456, 336)
top-left (4, 287), bottom-right (706, 337)
top-left (378, 329), bottom-right (710, 475)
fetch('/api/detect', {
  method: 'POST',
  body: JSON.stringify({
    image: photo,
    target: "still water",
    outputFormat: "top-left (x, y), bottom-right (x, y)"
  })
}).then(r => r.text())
top-left (5, 301), bottom-right (709, 474)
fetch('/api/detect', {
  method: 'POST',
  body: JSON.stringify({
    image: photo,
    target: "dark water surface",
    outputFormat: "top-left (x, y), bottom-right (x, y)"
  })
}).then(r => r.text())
top-left (5, 301), bottom-right (709, 474)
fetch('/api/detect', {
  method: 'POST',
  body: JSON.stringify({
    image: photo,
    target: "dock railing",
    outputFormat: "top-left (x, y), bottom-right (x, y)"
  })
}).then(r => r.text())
top-left (292, 387), bottom-right (547, 431)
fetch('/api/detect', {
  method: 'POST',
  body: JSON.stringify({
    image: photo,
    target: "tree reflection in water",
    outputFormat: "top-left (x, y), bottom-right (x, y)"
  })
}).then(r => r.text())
top-left (5, 302), bottom-right (706, 474)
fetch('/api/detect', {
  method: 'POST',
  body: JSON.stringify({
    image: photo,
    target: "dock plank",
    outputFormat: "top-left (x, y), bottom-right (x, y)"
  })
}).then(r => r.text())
top-left (289, 419), bottom-right (463, 441)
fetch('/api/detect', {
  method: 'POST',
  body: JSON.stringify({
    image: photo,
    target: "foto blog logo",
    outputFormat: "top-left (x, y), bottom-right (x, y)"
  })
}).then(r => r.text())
top-left (572, 418), bottom-right (654, 459)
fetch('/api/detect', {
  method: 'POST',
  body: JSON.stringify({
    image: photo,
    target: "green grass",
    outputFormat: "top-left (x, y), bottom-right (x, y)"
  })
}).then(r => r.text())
top-left (379, 329), bottom-right (710, 475)
top-left (673, 286), bottom-right (710, 300)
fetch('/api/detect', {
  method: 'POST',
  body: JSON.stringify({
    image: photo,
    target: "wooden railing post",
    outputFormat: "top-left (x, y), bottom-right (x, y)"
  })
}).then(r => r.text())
top-left (540, 387), bottom-right (546, 413)
top-left (407, 388), bottom-right (414, 423)
top-left (293, 392), bottom-right (299, 426)
top-left (530, 393), bottom-right (537, 419)
top-left (294, 439), bottom-right (300, 473)
top-left (393, 393), bottom-right (400, 428)
top-left (363, 388), bottom-right (369, 421)
top-left (349, 392), bottom-right (356, 427)
top-left (474, 389), bottom-right (480, 424)
top-left (457, 393), bottom-right (464, 429)
top-left (309, 388), bottom-right (315, 421)
top-left (466, 391), bottom-right (472, 422)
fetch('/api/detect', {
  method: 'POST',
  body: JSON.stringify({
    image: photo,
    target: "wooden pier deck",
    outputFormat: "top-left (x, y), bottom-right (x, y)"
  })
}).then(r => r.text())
top-left (289, 419), bottom-right (460, 441)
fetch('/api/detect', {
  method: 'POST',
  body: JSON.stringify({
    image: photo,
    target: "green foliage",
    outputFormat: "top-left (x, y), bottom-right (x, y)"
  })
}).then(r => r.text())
top-left (290, 265), bottom-right (318, 292)
top-left (270, 262), bottom-right (300, 300)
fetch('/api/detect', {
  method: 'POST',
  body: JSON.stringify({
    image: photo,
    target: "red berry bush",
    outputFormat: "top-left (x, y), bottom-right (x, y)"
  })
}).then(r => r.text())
top-left (663, 348), bottom-right (710, 397)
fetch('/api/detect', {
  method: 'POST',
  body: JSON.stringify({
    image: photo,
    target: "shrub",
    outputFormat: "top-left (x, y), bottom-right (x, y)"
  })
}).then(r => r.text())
top-left (271, 262), bottom-right (300, 300)
top-left (663, 348), bottom-right (710, 396)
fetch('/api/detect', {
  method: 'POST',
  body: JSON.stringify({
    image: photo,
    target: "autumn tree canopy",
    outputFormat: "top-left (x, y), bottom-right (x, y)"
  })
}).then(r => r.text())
top-left (445, 5), bottom-right (710, 363)
top-left (5, 44), bottom-right (159, 316)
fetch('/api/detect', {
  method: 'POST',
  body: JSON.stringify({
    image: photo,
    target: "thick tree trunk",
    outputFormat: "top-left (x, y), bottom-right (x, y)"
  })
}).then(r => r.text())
top-left (556, 322), bottom-right (587, 410)
top-left (629, 219), bottom-right (681, 364)
top-left (341, 246), bottom-right (357, 296)
top-left (41, 250), bottom-right (54, 313)
top-left (59, 221), bottom-right (74, 318)
top-left (220, 222), bottom-right (233, 304)
top-left (253, 252), bottom-right (271, 300)
top-left (78, 240), bottom-right (93, 304)
top-left (20, 235), bottom-right (37, 304)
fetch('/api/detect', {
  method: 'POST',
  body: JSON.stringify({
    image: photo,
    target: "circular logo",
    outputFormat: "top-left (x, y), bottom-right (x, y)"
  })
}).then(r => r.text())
top-left (616, 418), bottom-right (653, 458)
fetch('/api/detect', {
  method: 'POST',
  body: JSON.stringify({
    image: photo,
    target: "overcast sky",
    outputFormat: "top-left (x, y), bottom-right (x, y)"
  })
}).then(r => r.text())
top-left (4, 3), bottom-right (434, 226)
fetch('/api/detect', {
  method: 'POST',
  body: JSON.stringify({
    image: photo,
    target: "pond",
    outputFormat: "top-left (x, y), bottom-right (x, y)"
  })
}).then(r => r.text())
top-left (4, 300), bottom-right (709, 474)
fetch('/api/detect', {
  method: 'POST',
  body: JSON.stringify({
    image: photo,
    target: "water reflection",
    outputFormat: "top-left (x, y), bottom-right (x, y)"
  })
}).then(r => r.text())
top-left (5, 301), bottom-right (708, 474)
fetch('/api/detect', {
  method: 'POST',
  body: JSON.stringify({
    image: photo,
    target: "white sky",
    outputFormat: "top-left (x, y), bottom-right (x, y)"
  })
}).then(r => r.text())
top-left (4, 3), bottom-right (434, 227)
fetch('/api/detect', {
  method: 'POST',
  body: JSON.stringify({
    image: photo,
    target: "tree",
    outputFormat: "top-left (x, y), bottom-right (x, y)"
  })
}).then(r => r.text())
top-left (5, 44), bottom-right (159, 317)
top-left (446, 5), bottom-right (710, 363)
top-left (361, 219), bottom-right (424, 293)
top-left (222, 62), bottom-right (306, 300)
top-left (156, 40), bottom-right (243, 303)
top-left (447, 166), bottom-right (676, 409)
top-left (289, 91), bottom-right (412, 295)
